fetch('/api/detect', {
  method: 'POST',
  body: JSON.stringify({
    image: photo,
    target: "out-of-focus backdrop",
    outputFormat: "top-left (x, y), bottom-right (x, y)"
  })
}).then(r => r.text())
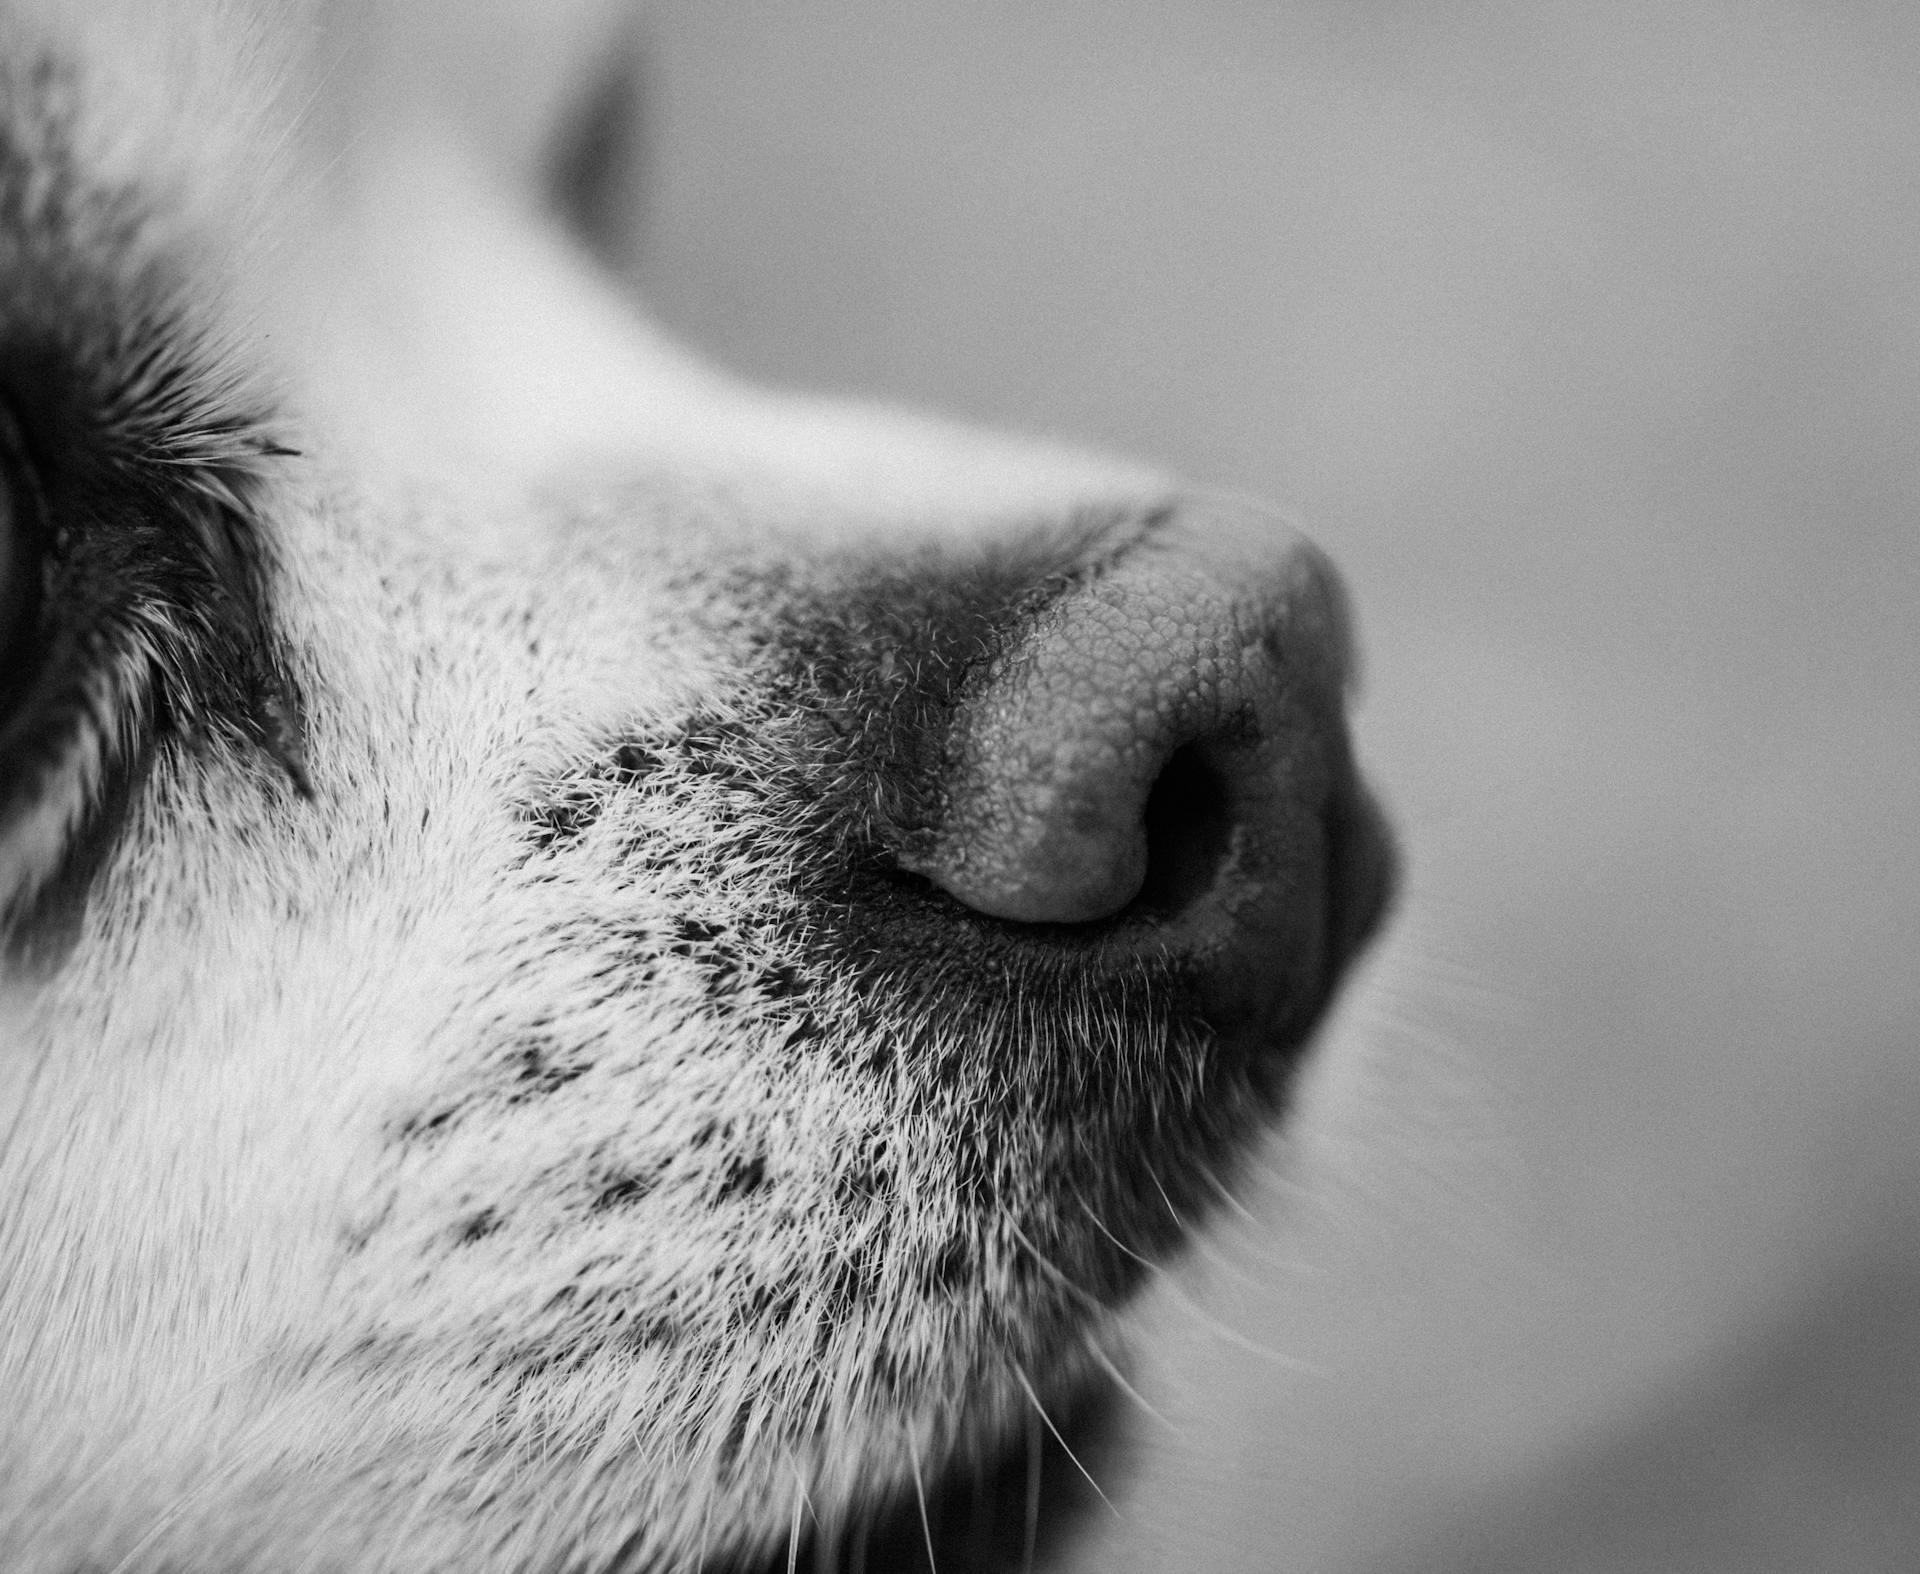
top-left (624, 3), bottom-right (1920, 1568)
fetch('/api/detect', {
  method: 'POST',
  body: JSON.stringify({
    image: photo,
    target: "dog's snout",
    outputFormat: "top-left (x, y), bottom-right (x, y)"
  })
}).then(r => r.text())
top-left (897, 502), bottom-right (1393, 1034)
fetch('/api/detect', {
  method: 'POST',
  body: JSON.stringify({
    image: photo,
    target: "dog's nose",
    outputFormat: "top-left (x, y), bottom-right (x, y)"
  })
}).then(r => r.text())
top-left (897, 502), bottom-right (1393, 1033)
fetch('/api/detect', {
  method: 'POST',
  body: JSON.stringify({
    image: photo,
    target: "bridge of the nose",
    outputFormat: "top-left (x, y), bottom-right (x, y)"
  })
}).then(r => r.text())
top-left (897, 506), bottom-right (1355, 927)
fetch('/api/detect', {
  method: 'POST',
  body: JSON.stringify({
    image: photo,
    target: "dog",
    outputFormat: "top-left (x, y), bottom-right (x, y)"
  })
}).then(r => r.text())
top-left (0, 1), bottom-right (1394, 1569)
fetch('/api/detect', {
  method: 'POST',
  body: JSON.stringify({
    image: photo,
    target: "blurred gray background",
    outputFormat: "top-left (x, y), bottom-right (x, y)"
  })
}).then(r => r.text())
top-left (624, 3), bottom-right (1920, 1568)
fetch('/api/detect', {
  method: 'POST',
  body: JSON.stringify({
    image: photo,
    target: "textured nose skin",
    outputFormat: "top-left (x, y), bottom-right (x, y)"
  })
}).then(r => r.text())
top-left (901, 502), bottom-right (1361, 929)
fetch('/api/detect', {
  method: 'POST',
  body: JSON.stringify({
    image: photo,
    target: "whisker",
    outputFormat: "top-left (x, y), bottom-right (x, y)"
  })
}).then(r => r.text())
top-left (1002, 1215), bottom-right (1103, 1315)
top-left (1183, 1181), bottom-right (1323, 1282)
top-left (100, 1430), bottom-right (257, 1574)
top-left (1011, 1366), bottom-right (1118, 1519)
top-left (1198, 1162), bottom-right (1264, 1229)
top-left (1072, 1192), bottom-right (1324, 1372)
top-left (1085, 1339), bottom-right (1182, 1438)
top-left (1143, 1164), bottom-right (1186, 1230)
top-left (1193, 1226), bottom-right (1315, 1285)
top-left (1155, 1277), bottom-right (1327, 1373)
top-left (907, 1433), bottom-right (939, 1574)
top-left (805, 1464), bottom-right (842, 1574)
top-left (786, 1461), bottom-right (804, 1574)
top-left (1073, 1189), bottom-right (1153, 1272)
top-left (1135, 1163), bottom-right (1316, 1285)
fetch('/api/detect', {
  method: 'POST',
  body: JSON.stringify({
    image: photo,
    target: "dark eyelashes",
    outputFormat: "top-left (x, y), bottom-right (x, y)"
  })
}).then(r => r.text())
top-left (0, 389), bottom-right (80, 841)
top-left (0, 328), bottom-right (304, 935)
top-left (0, 398), bottom-right (47, 718)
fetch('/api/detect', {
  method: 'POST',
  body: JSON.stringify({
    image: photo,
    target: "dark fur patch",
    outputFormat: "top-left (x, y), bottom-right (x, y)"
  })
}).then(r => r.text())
top-left (592, 1172), bottom-right (658, 1212)
top-left (487, 522), bottom-right (1335, 1352)
top-left (452, 1209), bottom-right (502, 1245)
top-left (714, 1152), bottom-right (768, 1202)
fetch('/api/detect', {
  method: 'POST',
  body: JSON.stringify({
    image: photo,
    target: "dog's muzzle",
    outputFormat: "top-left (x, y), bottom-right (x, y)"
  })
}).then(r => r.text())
top-left (896, 499), bottom-right (1395, 1047)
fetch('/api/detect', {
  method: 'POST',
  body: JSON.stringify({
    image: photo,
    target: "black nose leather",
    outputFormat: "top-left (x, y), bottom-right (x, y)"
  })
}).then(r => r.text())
top-left (897, 501), bottom-right (1393, 1034)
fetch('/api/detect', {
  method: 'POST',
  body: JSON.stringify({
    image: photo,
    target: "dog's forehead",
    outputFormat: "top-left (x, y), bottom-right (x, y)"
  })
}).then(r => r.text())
top-left (3, 2), bottom-right (280, 207)
top-left (0, 0), bottom-right (538, 287)
top-left (0, 0), bottom-right (632, 330)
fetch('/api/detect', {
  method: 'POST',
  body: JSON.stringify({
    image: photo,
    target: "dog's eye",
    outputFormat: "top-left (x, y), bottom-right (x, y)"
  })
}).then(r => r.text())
top-left (0, 469), bottom-right (17, 646)
top-left (0, 406), bottom-right (44, 706)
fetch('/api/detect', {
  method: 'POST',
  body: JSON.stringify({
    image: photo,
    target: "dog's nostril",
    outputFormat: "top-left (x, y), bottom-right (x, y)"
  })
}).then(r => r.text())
top-left (1134, 745), bottom-right (1233, 918)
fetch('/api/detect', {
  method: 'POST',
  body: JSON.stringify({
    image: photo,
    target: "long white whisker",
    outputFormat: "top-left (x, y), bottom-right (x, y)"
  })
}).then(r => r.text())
top-left (1011, 1366), bottom-right (1118, 1519)
top-left (1073, 1189), bottom-right (1153, 1270)
top-left (1143, 1164), bottom-right (1186, 1230)
top-left (1123, 1168), bottom-right (1307, 1286)
top-left (786, 1459), bottom-right (804, 1574)
top-left (1084, 1339), bottom-right (1182, 1438)
top-left (1069, 1192), bottom-right (1322, 1371)
top-left (1157, 1275), bottom-right (1327, 1373)
top-left (1198, 1162), bottom-right (1264, 1229)
top-left (907, 1433), bottom-right (939, 1574)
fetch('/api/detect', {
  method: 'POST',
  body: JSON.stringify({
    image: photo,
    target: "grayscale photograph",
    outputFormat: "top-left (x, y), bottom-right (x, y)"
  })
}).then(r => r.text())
top-left (1, 2), bottom-right (1916, 1571)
